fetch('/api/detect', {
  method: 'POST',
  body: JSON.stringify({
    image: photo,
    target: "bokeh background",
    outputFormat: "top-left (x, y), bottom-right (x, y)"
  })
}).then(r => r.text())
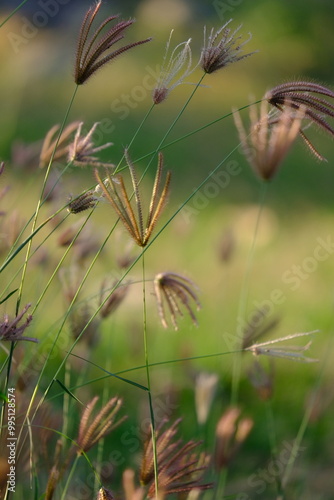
top-left (1, 1), bottom-right (334, 498)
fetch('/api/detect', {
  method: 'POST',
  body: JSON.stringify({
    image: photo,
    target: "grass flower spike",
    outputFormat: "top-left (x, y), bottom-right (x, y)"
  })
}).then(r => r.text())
top-left (0, 304), bottom-right (37, 343)
top-left (246, 330), bottom-right (319, 363)
top-left (95, 150), bottom-right (171, 247)
top-left (140, 419), bottom-right (213, 497)
top-left (200, 20), bottom-right (255, 74)
top-left (39, 121), bottom-right (80, 168)
top-left (154, 272), bottom-right (201, 330)
top-left (75, 1), bottom-right (152, 85)
top-left (153, 31), bottom-right (196, 104)
top-left (234, 100), bottom-right (304, 180)
top-left (68, 122), bottom-right (114, 168)
top-left (67, 189), bottom-right (100, 214)
top-left (76, 396), bottom-right (126, 454)
top-left (266, 81), bottom-right (334, 161)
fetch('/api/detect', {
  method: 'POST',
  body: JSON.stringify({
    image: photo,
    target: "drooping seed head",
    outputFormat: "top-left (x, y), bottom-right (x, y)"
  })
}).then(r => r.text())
top-left (265, 81), bottom-right (334, 161)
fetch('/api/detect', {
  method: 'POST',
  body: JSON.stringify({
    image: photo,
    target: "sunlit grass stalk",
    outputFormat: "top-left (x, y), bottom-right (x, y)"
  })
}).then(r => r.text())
top-left (231, 181), bottom-right (269, 406)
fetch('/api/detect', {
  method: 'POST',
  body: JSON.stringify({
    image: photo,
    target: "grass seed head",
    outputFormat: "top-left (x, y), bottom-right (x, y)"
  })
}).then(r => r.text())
top-left (140, 418), bottom-right (213, 498)
top-left (265, 81), bottom-right (334, 161)
top-left (77, 396), bottom-right (126, 454)
top-left (200, 20), bottom-right (256, 74)
top-left (68, 122), bottom-right (114, 168)
top-left (234, 99), bottom-right (304, 180)
top-left (95, 150), bottom-right (171, 247)
top-left (154, 272), bottom-right (201, 330)
top-left (153, 31), bottom-right (196, 104)
top-left (0, 304), bottom-right (36, 343)
top-left (74, 1), bottom-right (152, 85)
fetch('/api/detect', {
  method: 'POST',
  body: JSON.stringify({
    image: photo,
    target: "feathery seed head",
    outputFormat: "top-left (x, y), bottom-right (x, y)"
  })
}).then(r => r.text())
top-left (153, 31), bottom-right (196, 104)
top-left (234, 99), bottom-right (304, 180)
top-left (140, 418), bottom-right (213, 497)
top-left (68, 189), bottom-right (100, 214)
top-left (246, 330), bottom-right (319, 363)
top-left (266, 81), bottom-right (334, 161)
top-left (200, 20), bottom-right (256, 74)
top-left (68, 122), bottom-right (114, 168)
top-left (75, 2), bottom-right (152, 85)
top-left (77, 395), bottom-right (126, 454)
top-left (154, 272), bottom-right (201, 330)
top-left (39, 121), bottom-right (81, 168)
top-left (0, 304), bottom-right (36, 343)
top-left (95, 150), bottom-right (171, 247)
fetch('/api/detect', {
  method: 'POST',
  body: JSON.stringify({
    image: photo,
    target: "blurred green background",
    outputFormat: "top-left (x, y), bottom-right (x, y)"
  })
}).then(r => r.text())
top-left (1, 1), bottom-right (334, 498)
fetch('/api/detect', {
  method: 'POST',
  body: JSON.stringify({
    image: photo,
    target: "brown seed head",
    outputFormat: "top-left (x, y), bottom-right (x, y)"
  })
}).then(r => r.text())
top-left (68, 122), bottom-right (114, 168)
top-left (68, 189), bottom-right (100, 214)
top-left (77, 396), bottom-right (126, 454)
top-left (39, 122), bottom-right (81, 168)
top-left (0, 304), bottom-right (36, 343)
top-left (140, 418), bottom-right (213, 498)
top-left (200, 20), bottom-right (256, 74)
top-left (265, 81), bottom-right (334, 161)
top-left (234, 99), bottom-right (304, 180)
top-left (95, 150), bottom-right (171, 247)
top-left (75, 1), bottom-right (152, 85)
top-left (154, 272), bottom-right (201, 330)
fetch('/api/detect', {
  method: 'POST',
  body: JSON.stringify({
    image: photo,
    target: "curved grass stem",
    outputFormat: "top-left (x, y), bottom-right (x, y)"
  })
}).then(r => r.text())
top-left (231, 180), bottom-right (269, 406)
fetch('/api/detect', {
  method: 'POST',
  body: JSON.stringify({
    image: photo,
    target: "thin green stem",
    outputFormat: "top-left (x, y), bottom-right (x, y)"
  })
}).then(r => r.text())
top-left (117, 99), bottom-right (263, 171)
top-left (60, 454), bottom-right (80, 500)
top-left (231, 181), bottom-right (269, 406)
top-left (137, 73), bottom-right (207, 186)
top-left (16, 85), bottom-right (79, 315)
top-left (114, 102), bottom-right (156, 174)
top-left (0, 0), bottom-right (30, 28)
top-left (142, 252), bottom-right (159, 496)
